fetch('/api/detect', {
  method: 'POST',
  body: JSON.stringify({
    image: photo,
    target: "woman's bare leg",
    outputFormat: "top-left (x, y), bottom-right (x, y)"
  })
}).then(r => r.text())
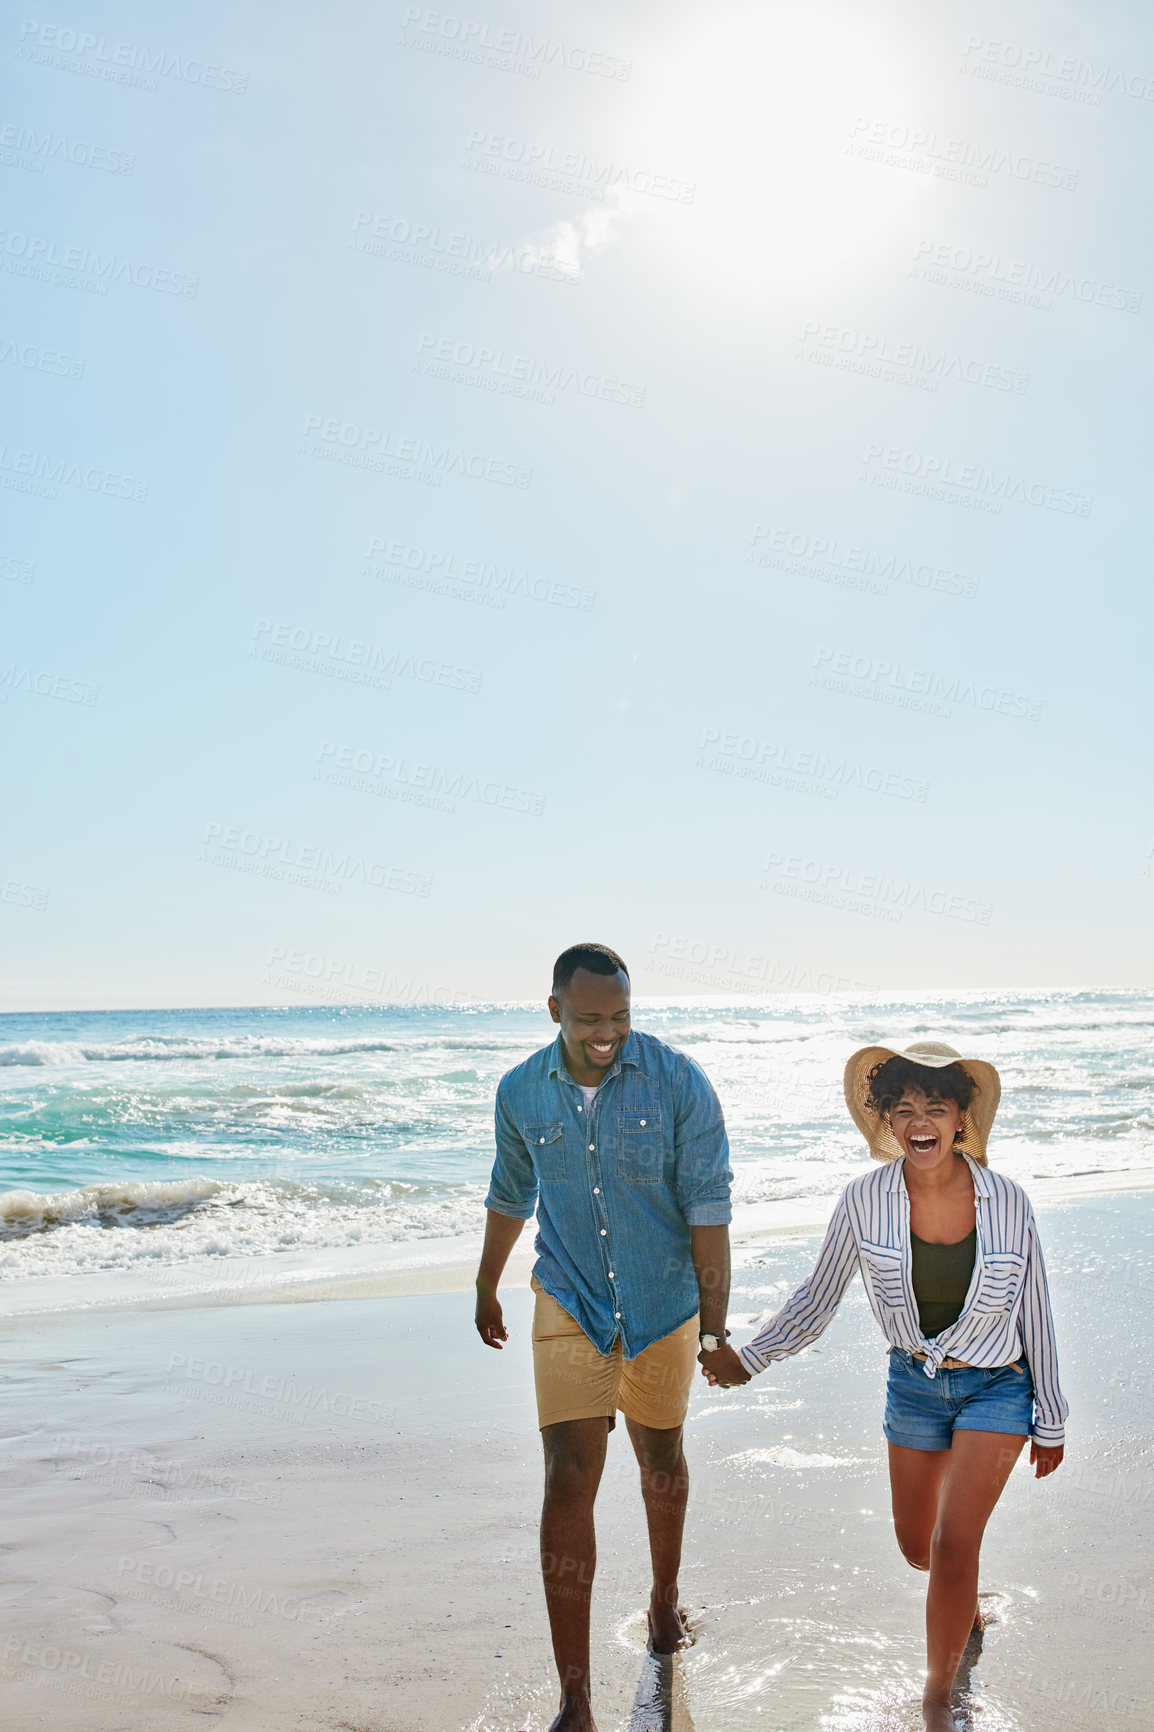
top-left (888, 1433), bottom-right (1024, 1727)
top-left (922, 1430), bottom-right (1025, 1727)
top-left (887, 1441), bottom-right (951, 1572)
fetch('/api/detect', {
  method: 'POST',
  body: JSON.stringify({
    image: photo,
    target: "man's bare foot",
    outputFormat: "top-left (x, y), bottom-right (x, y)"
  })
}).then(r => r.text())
top-left (972, 1604), bottom-right (985, 1635)
top-left (547, 1697), bottom-right (597, 1732)
top-left (647, 1600), bottom-right (691, 1654)
top-left (922, 1699), bottom-right (956, 1732)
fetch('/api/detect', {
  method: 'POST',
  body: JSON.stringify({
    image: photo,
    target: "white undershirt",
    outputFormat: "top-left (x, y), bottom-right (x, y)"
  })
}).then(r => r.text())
top-left (578, 1084), bottom-right (598, 1116)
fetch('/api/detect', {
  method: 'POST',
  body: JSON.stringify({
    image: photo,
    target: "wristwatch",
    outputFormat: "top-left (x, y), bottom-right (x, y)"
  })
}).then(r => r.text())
top-left (699, 1330), bottom-right (731, 1353)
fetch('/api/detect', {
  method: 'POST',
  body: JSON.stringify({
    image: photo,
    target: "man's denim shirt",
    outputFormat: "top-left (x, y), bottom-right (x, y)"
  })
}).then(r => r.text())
top-left (485, 1028), bottom-right (733, 1358)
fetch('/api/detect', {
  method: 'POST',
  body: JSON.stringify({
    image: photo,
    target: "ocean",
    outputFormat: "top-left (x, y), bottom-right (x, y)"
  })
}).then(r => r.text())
top-left (1, 991), bottom-right (1151, 1283)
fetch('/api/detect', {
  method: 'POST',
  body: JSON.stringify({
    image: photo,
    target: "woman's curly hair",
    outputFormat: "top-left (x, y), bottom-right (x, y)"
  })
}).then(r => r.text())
top-left (866, 1055), bottom-right (976, 1120)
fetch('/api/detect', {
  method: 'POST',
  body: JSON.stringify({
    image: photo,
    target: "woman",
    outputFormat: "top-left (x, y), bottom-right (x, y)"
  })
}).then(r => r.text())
top-left (703, 1039), bottom-right (1066, 1731)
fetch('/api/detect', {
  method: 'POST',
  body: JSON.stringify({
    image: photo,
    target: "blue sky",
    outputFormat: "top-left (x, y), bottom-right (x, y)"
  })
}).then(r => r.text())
top-left (3, 0), bottom-right (1152, 1008)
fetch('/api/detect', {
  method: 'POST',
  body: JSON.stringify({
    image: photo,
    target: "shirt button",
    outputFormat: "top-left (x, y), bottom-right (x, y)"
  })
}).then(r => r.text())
top-left (608, 1271), bottom-right (614, 1278)
top-left (593, 1187), bottom-right (600, 1194)
top-left (576, 1105), bottom-right (582, 1112)
top-left (640, 1119), bottom-right (646, 1126)
top-left (588, 1144), bottom-right (594, 1152)
top-left (539, 1137), bottom-right (545, 1145)
top-left (600, 1229), bottom-right (607, 1237)
top-left (615, 1313), bottom-right (621, 1320)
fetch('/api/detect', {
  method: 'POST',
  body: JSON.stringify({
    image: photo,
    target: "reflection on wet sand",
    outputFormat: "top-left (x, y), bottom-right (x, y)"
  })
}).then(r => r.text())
top-left (949, 1617), bottom-right (985, 1731)
top-left (626, 1646), bottom-right (696, 1732)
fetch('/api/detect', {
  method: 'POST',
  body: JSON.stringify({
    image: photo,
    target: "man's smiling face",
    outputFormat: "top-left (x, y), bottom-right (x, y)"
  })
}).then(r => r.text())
top-left (548, 966), bottom-right (631, 1084)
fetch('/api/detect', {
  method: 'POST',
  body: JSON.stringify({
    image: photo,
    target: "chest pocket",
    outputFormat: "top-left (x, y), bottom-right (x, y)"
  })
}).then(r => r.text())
top-left (524, 1121), bottom-right (566, 1182)
top-left (971, 1251), bottom-right (1026, 1315)
top-left (617, 1109), bottom-right (664, 1184)
top-left (859, 1241), bottom-right (906, 1312)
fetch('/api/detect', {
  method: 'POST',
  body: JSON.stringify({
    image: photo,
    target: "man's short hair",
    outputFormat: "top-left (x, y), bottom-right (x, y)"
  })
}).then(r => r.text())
top-left (552, 943), bottom-right (629, 997)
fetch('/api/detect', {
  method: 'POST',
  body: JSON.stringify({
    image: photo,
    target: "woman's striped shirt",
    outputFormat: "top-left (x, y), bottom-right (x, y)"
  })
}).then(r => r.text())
top-left (737, 1153), bottom-right (1068, 1445)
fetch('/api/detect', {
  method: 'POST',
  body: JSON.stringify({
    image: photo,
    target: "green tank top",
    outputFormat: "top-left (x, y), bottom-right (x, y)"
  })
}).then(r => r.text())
top-left (910, 1228), bottom-right (976, 1338)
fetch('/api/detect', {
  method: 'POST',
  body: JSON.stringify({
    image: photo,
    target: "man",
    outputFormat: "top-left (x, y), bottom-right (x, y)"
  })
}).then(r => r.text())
top-left (474, 943), bottom-right (735, 1732)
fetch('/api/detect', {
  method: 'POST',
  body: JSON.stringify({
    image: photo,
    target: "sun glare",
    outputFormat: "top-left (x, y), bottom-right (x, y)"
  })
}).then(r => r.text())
top-left (559, 8), bottom-right (933, 305)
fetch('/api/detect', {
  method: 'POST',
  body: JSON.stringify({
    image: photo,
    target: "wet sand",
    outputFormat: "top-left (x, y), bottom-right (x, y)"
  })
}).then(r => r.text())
top-left (0, 1190), bottom-right (1150, 1730)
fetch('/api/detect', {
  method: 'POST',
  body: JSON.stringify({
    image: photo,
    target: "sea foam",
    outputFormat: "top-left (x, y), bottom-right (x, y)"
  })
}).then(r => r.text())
top-left (0, 993), bottom-right (1151, 1285)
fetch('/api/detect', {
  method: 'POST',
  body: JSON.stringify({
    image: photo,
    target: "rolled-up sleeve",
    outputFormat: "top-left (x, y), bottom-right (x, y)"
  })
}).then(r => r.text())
top-left (672, 1056), bottom-right (733, 1226)
top-left (483, 1082), bottom-right (538, 1220)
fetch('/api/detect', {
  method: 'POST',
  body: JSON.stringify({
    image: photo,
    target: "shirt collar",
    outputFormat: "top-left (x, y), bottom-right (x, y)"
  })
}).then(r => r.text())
top-left (885, 1150), bottom-right (993, 1198)
top-left (963, 1151), bottom-right (993, 1197)
top-left (548, 1027), bottom-right (641, 1081)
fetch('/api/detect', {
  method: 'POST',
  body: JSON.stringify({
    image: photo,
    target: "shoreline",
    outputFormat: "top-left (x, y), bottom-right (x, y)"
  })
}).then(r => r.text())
top-left (0, 1187), bottom-right (1149, 1729)
top-left (1, 1168), bottom-right (1152, 1317)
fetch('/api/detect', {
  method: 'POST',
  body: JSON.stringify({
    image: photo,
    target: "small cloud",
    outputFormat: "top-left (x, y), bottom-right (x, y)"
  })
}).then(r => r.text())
top-left (516, 193), bottom-right (629, 281)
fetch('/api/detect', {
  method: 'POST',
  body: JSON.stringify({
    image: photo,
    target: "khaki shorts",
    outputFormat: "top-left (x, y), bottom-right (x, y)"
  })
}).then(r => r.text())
top-left (531, 1278), bottom-right (699, 1432)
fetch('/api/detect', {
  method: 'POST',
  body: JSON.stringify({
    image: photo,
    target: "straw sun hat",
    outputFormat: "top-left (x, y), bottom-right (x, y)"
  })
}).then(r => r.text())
top-left (843, 1040), bottom-right (1002, 1167)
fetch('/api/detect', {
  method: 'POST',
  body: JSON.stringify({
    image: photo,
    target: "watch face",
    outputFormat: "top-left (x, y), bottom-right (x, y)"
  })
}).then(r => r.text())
top-left (700, 1334), bottom-right (719, 1352)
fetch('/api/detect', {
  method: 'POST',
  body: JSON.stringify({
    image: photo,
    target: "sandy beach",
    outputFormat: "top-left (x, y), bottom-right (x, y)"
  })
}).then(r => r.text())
top-left (1, 1187), bottom-right (1150, 1731)
top-left (6, 0), bottom-right (1151, 1707)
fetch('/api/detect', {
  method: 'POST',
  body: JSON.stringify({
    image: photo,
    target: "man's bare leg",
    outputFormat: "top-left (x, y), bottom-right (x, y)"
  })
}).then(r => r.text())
top-left (624, 1418), bottom-right (690, 1653)
top-left (540, 1417), bottom-right (610, 1732)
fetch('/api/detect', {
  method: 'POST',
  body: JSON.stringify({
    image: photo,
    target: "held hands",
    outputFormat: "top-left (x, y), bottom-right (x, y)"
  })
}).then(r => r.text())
top-left (699, 1343), bottom-right (751, 1388)
top-left (475, 1287), bottom-right (508, 1349)
top-left (1030, 1440), bottom-right (1064, 1478)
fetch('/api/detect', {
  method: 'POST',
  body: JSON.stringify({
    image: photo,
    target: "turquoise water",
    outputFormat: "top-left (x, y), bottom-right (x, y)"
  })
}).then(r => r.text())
top-left (0, 993), bottom-right (1151, 1280)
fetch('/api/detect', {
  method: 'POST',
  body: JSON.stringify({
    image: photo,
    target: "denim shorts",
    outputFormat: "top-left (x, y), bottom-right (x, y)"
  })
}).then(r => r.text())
top-left (884, 1347), bottom-right (1035, 1451)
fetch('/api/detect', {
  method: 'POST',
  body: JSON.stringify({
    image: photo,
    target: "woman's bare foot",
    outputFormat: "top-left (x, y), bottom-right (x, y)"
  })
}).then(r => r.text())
top-left (975, 1590), bottom-right (1003, 1632)
top-left (647, 1601), bottom-right (691, 1654)
top-left (922, 1699), bottom-right (957, 1732)
top-left (547, 1697), bottom-right (597, 1732)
